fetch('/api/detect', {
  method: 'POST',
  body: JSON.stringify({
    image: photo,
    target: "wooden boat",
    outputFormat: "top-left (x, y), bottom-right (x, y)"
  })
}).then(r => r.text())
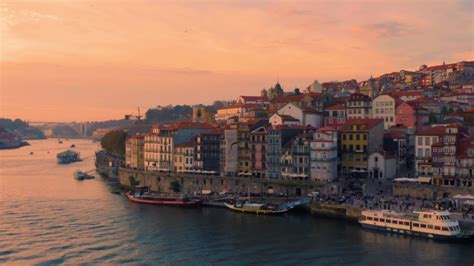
top-left (224, 202), bottom-right (292, 214)
top-left (126, 192), bottom-right (203, 207)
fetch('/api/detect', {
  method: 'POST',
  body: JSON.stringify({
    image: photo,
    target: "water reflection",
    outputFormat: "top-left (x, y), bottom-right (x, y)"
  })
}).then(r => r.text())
top-left (0, 139), bottom-right (473, 265)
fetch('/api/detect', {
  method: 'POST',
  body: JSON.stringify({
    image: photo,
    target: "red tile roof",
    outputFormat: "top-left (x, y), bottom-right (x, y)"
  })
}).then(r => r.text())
top-left (326, 103), bottom-right (346, 110)
top-left (218, 103), bottom-right (262, 110)
top-left (155, 122), bottom-right (216, 130)
top-left (240, 96), bottom-right (269, 102)
top-left (281, 115), bottom-right (299, 121)
top-left (273, 94), bottom-right (307, 103)
top-left (342, 119), bottom-right (383, 131)
top-left (415, 125), bottom-right (465, 136)
top-left (303, 106), bottom-right (322, 114)
top-left (349, 93), bottom-right (371, 101)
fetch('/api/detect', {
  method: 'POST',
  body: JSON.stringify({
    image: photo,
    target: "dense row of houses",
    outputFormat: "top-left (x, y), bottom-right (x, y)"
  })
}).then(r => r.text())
top-left (126, 61), bottom-right (474, 188)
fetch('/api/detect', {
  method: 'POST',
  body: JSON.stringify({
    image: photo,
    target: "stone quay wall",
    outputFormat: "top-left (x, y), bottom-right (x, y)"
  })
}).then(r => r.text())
top-left (393, 182), bottom-right (474, 200)
top-left (310, 203), bottom-right (362, 222)
top-left (119, 168), bottom-right (327, 196)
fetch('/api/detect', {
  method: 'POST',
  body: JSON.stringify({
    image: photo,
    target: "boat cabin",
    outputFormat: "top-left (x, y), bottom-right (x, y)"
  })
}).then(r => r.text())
top-left (360, 210), bottom-right (462, 237)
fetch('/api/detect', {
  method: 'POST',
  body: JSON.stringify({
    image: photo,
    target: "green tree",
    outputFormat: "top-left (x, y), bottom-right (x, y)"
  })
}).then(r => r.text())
top-left (440, 106), bottom-right (449, 115)
top-left (170, 181), bottom-right (181, 193)
top-left (100, 130), bottom-right (127, 157)
top-left (428, 112), bottom-right (438, 124)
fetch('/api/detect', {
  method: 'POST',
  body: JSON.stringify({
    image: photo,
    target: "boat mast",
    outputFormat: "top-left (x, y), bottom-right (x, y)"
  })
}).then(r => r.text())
top-left (247, 182), bottom-right (251, 203)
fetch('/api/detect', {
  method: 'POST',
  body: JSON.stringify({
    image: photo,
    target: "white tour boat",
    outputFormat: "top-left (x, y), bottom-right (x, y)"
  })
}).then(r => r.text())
top-left (359, 210), bottom-right (473, 241)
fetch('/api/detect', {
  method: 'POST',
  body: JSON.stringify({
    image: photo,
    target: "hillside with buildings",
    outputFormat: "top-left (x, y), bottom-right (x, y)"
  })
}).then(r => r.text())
top-left (111, 60), bottom-right (474, 195)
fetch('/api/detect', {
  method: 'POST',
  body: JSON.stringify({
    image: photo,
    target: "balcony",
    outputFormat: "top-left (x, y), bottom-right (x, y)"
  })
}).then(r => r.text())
top-left (311, 157), bottom-right (338, 162)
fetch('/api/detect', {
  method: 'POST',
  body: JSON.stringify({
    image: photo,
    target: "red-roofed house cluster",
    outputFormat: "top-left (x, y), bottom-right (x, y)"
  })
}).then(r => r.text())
top-left (125, 60), bottom-right (474, 189)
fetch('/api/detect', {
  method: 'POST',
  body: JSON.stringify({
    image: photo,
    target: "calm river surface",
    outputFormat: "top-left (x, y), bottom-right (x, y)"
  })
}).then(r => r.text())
top-left (0, 139), bottom-right (473, 265)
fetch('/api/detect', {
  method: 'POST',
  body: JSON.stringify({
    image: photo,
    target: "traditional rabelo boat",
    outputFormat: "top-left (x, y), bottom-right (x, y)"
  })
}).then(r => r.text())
top-left (224, 202), bottom-right (292, 214)
top-left (360, 209), bottom-right (473, 241)
top-left (223, 186), bottom-right (310, 214)
top-left (126, 186), bottom-right (203, 207)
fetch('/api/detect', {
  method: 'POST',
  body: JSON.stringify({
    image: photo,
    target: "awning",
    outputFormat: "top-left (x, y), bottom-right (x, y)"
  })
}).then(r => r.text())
top-left (416, 177), bottom-right (432, 183)
top-left (394, 177), bottom-right (417, 182)
top-left (453, 194), bottom-right (474, 200)
top-left (202, 190), bottom-right (212, 195)
top-left (465, 200), bottom-right (474, 206)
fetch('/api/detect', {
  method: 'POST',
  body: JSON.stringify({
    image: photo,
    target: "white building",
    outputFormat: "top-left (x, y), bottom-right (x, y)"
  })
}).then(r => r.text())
top-left (237, 96), bottom-right (269, 105)
top-left (415, 127), bottom-right (443, 176)
top-left (215, 104), bottom-right (261, 122)
top-left (276, 102), bottom-right (323, 128)
top-left (372, 94), bottom-right (397, 129)
top-left (269, 113), bottom-right (300, 126)
top-left (310, 127), bottom-right (339, 182)
top-left (368, 152), bottom-right (397, 179)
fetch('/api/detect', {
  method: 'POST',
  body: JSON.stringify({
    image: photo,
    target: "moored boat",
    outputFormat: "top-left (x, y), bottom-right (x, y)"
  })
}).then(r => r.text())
top-left (359, 209), bottom-right (473, 241)
top-left (57, 150), bottom-right (81, 164)
top-left (126, 186), bottom-right (202, 207)
top-left (224, 201), bottom-right (292, 214)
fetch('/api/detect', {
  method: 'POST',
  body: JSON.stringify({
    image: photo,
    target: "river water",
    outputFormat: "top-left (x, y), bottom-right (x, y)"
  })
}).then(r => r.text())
top-left (0, 139), bottom-right (472, 265)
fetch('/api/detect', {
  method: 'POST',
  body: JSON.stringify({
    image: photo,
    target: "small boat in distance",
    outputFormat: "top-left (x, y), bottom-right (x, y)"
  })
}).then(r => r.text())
top-left (126, 186), bottom-right (203, 207)
top-left (359, 210), bottom-right (473, 241)
top-left (74, 170), bottom-right (95, 180)
top-left (224, 201), bottom-right (292, 214)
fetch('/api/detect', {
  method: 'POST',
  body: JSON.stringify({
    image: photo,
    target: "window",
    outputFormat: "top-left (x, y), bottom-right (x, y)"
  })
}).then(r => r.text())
top-left (413, 223), bottom-right (419, 227)
top-left (374, 218), bottom-right (379, 222)
top-left (435, 226), bottom-right (441, 230)
top-left (442, 227), bottom-right (449, 231)
top-left (418, 137), bottom-right (423, 145)
top-left (368, 216), bottom-right (373, 221)
top-left (421, 224), bottom-right (427, 228)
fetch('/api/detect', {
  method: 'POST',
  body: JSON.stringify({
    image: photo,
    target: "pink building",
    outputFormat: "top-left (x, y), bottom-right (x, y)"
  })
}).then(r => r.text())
top-left (324, 103), bottom-right (346, 129)
top-left (395, 101), bottom-right (429, 133)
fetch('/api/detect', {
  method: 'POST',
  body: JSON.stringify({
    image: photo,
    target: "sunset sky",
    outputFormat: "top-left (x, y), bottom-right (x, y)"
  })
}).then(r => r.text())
top-left (1, 0), bottom-right (473, 122)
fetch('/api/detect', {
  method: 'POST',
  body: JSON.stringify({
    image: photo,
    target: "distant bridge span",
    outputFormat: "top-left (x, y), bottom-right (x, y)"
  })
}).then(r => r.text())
top-left (27, 121), bottom-right (92, 137)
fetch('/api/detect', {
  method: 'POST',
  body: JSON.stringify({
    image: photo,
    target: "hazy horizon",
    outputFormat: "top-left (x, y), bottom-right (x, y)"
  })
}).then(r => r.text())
top-left (1, 0), bottom-right (473, 121)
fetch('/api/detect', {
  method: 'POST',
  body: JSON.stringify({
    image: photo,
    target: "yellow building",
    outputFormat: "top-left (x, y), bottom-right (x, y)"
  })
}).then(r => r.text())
top-left (125, 135), bottom-right (145, 170)
top-left (174, 142), bottom-right (194, 172)
top-left (341, 119), bottom-right (384, 175)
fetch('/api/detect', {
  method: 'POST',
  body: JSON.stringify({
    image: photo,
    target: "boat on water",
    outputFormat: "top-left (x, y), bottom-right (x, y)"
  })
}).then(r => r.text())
top-left (224, 201), bottom-right (292, 214)
top-left (57, 150), bottom-right (81, 164)
top-left (126, 186), bottom-right (203, 207)
top-left (74, 170), bottom-right (95, 180)
top-left (359, 209), bottom-right (473, 241)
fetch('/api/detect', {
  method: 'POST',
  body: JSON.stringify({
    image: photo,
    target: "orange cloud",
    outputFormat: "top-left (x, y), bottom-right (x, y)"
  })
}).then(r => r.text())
top-left (0, 0), bottom-right (472, 121)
